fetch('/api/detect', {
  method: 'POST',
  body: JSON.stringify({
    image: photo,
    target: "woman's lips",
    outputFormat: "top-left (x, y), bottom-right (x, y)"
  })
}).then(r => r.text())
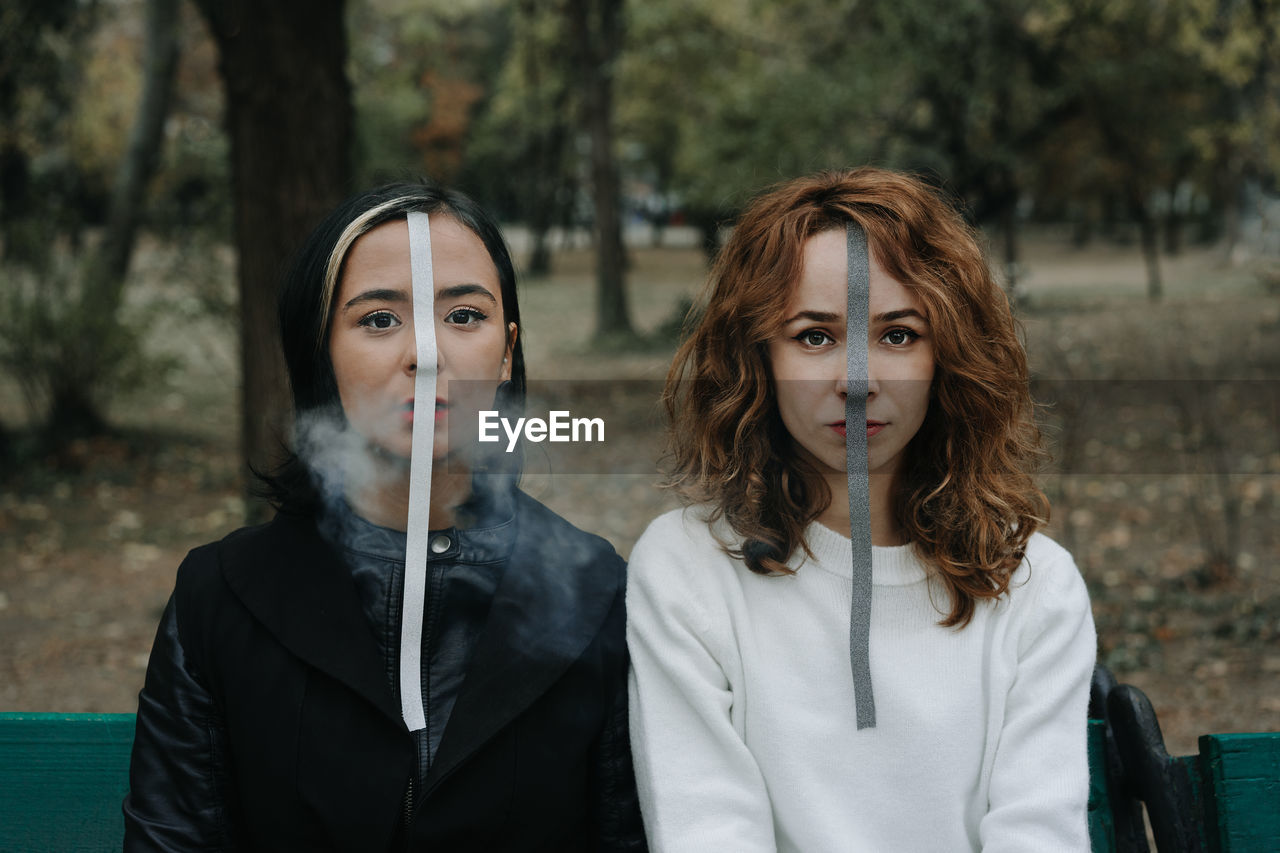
top-left (402, 398), bottom-right (448, 424)
top-left (831, 421), bottom-right (887, 438)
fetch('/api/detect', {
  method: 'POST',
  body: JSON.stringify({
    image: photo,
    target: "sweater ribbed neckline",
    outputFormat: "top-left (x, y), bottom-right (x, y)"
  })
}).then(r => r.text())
top-left (804, 520), bottom-right (929, 586)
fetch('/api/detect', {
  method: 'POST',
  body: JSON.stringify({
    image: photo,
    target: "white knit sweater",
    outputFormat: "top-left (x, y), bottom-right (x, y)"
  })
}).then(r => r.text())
top-left (626, 508), bottom-right (1097, 852)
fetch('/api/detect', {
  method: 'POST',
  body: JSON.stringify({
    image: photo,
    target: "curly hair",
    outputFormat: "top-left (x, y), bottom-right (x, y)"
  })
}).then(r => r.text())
top-left (665, 167), bottom-right (1047, 627)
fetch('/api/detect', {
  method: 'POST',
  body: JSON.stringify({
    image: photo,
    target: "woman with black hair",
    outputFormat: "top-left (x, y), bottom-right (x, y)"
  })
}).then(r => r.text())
top-left (124, 182), bottom-right (646, 852)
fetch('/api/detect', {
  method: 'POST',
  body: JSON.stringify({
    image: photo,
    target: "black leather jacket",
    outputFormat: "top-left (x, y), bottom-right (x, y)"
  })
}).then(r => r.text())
top-left (337, 496), bottom-right (506, 797)
top-left (124, 489), bottom-right (647, 852)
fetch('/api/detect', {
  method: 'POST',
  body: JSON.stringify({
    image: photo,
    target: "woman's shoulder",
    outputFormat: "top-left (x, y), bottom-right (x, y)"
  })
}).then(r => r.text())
top-left (163, 516), bottom-right (319, 661)
top-left (1019, 532), bottom-right (1081, 580)
top-left (1007, 531), bottom-right (1091, 613)
top-left (178, 512), bottom-right (315, 573)
top-left (628, 505), bottom-right (742, 593)
top-left (633, 505), bottom-right (732, 556)
top-left (171, 512), bottom-right (337, 628)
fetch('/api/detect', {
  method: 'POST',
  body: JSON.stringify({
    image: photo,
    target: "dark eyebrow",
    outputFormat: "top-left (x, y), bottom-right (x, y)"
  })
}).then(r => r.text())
top-left (782, 310), bottom-right (841, 326)
top-left (343, 284), bottom-right (499, 313)
top-left (438, 283), bottom-right (498, 305)
top-left (874, 308), bottom-right (927, 324)
top-left (343, 288), bottom-right (409, 311)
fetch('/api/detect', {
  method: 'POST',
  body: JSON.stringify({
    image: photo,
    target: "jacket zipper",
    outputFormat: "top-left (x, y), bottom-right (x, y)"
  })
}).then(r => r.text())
top-left (402, 773), bottom-right (414, 827)
top-left (402, 563), bottom-right (438, 834)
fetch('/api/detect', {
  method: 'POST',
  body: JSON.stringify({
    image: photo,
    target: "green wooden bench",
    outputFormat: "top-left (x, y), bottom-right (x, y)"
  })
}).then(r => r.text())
top-left (0, 713), bottom-right (134, 852)
top-left (1088, 666), bottom-right (1280, 852)
top-left (1, 694), bottom-right (1276, 852)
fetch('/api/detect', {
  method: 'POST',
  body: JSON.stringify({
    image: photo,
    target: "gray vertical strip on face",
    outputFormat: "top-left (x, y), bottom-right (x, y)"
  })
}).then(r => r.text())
top-left (399, 210), bottom-right (438, 732)
top-left (846, 222), bottom-right (876, 729)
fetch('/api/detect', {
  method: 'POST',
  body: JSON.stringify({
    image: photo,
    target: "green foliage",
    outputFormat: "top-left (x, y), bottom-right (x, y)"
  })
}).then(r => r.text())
top-left (0, 248), bottom-right (175, 439)
top-left (610, 0), bottom-right (1280, 244)
top-left (148, 7), bottom-right (231, 239)
top-left (2, 1), bottom-right (224, 249)
top-left (342, 0), bottom-right (1278, 272)
top-left (0, 0), bottom-right (103, 266)
top-left (464, 0), bottom-right (576, 223)
top-left (620, 0), bottom-right (886, 221)
top-left (349, 0), bottom-right (510, 190)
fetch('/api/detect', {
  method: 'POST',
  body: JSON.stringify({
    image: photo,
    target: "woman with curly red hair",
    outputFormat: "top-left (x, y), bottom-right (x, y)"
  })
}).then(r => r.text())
top-left (626, 168), bottom-right (1096, 851)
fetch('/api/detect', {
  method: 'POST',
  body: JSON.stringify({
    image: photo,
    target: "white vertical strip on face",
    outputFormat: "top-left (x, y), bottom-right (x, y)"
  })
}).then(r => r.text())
top-left (399, 210), bottom-right (438, 732)
top-left (846, 222), bottom-right (876, 730)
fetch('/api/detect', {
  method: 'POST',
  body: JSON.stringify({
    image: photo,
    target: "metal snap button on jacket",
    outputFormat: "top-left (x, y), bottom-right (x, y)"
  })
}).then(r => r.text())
top-left (429, 535), bottom-right (452, 554)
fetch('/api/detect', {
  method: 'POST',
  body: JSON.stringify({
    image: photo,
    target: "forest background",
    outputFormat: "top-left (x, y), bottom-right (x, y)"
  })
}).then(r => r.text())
top-left (1, 0), bottom-right (1278, 757)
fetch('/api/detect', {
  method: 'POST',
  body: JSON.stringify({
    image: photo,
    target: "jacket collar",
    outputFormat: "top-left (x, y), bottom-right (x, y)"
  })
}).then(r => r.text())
top-left (424, 491), bottom-right (622, 793)
top-left (318, 479), bottom-right (518, 568)
top-left (219, 510), bottom-right (404, 724)
top-left (217, 490), bottom-right (622, 788)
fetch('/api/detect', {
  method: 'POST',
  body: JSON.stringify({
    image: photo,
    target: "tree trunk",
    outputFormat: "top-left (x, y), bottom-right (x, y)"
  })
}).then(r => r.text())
top-left (1162, 178), bottom-right (1184, 256)
top-left (523, 117), bottom-right (568, 279)
top-left (47, 385), bottom-right (110, 442)
top-left (192, 0), bottom-right (352, 516)
top-left (687, 209), bottom-right (722, 263)
top-left (1070, 201), bottom-right (1093, 248)
top-left (1219, 167), bottom-right (1244, 264)
top-left (0, 148), bottom-right (35, 266)
top-left (568, 0), bottom-right (633, 339)
top-left (1001, 199), bottom-right (1019, 300)
top-left (515, 0), bottom-right (570, 280)
top-left (1136, 203), bottom-right (1163, 301)
top-left (527, 224), bottom-right (553, 278)
top-left (86, 0), bottom-right (181, 314)
top-left (43, 0), bottom-right (180, 439)
top-left (1163, 209), bottom-right (1182, 256)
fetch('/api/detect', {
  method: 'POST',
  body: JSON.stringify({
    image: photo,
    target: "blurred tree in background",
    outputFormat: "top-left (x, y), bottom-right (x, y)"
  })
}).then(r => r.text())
top-left (0, 0), bottom-right (94, 269)
top-left (0, 0), bottom-right (179, 440)
top-left (190, 0), bottom-right (352, 505)
top-left (569, 0), bottom-right (633, 338)
top-left (620, 0), bottom-right (888, 257)
top-left (350, 0), bottom-right (510, 190)
top-left (2, 0), bottom-right (1278, 479)
top-left (468, 1), bottom-right (575, 277)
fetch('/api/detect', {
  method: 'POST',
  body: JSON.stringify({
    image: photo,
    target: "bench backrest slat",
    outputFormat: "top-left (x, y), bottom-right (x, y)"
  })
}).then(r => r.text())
top-left (1088, 719), bottom-right (1118, 852)
top-left (0, 713), bottom-right (135, 852)
top-left (1199, 732), bottom-right (1280, 852)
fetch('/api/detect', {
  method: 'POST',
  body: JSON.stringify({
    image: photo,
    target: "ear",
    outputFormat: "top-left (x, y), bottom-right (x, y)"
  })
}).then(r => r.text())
top-left (500, 322), bottom-right (518, 381)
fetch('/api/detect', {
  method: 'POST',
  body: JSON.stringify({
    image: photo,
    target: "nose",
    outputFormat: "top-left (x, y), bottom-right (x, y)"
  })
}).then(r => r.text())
top-left (839, 360), bottom-right (876, 398)
top-left (866, 348), bottom-right (883, 398)
top-left (841, 374), bottom-right (876, 399)
top-left (402, 320), bottom-right (418, 375)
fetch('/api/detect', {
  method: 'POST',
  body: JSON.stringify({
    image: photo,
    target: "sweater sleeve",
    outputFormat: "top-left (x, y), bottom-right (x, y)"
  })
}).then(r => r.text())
top-left (626, 514), bottom-right (778, 853)
top-left (979, 541), bottom-right (1097, 852)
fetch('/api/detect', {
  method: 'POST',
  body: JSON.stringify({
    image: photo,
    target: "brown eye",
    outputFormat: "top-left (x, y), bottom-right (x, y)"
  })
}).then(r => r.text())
top-left (446, 307), bottom-right (487, 326)
top-left (882, 328), bottom-right (919, 346)
top-left (358, 311), bottom-right (400, 330)
top-left (796, 329), bottom-right (834, 347)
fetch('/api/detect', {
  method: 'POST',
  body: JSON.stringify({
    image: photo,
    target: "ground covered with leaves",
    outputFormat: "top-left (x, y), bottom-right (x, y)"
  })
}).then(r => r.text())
top-left (1, 235), bottom-right (1277, 756)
